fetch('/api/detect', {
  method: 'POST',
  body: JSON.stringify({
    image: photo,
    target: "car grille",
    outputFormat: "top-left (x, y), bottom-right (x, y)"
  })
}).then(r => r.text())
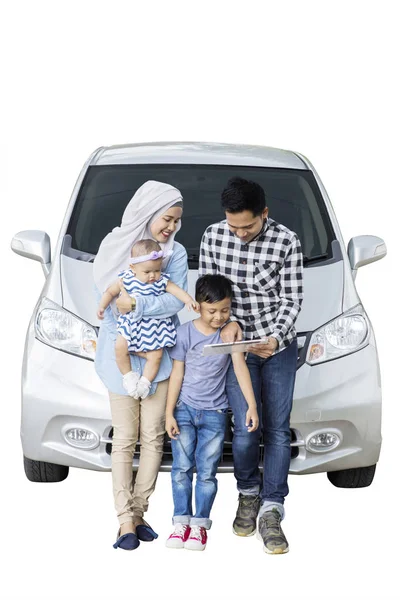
top-left (106, 416), bottom-right (299, 472)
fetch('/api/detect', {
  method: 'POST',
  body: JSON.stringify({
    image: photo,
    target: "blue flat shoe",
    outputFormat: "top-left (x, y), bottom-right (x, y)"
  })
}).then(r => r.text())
top-left (136, 521), bottom-right (159, 542)
top-left (113, 529), bottom-right (140, 551)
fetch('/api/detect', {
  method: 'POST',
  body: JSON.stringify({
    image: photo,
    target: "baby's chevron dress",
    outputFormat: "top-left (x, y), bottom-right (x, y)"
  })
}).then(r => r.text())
top-left (116, 270), bottom-right (177, 352)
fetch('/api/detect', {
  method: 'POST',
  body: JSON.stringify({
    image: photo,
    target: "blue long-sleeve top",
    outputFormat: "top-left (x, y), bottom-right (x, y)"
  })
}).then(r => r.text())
top-left (94, 242), bottom-right (188, 395)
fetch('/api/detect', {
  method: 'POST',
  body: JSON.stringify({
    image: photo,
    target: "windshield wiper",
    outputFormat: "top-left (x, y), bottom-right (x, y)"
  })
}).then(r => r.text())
top-left (303, 253), bottom-right (328, 264)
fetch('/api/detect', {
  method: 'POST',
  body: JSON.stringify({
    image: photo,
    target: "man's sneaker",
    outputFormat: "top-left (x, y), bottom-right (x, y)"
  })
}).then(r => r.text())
top-left (184, 526), bottom-right (207, 551)
top-left (165, 524), bottom-right (191, 549)
top-left (232, 493), bottom-right (261, 537)
top-left (122, 371), bottom-right (140, 396)
top-left (257, 508), bottom-right (289, 554)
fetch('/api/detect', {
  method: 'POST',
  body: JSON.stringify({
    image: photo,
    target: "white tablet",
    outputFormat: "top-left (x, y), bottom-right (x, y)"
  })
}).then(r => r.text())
top-left (202, 338), bottom-right (268, 356)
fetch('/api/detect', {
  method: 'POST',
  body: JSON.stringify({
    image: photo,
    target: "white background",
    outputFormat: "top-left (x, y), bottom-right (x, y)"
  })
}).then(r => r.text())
top-left (2, 2), bottom-right (399, 599)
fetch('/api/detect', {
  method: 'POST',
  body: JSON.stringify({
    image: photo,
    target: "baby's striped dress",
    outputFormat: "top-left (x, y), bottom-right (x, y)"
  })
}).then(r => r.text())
top-left (116, 270), bottom-right (177, 352)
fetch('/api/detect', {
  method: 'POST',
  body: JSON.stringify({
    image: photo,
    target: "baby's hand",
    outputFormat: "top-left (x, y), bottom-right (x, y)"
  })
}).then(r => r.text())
top-left (246, 405), bottom-right (259, 432)
top-left (186, 299), bottom-right (200, 312)
top-left (97, 307), bottom-right (105, 320)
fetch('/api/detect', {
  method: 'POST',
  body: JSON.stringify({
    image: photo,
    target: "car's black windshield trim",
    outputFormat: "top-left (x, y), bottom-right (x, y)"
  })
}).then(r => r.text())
top-left (66, 163), bottom-right (337, 267)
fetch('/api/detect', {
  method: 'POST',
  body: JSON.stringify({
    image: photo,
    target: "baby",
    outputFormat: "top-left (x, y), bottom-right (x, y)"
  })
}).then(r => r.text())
top-left (97, 239), bottom-right (198, 399)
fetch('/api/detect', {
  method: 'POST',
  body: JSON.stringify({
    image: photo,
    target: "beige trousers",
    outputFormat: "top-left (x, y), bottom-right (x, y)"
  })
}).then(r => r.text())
top-left (109, 379), bottom-right (168, 525)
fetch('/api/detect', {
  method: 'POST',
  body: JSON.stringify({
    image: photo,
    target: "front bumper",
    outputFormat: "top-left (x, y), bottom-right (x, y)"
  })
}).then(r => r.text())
top-left (21, 327), bottom-right (382, 474)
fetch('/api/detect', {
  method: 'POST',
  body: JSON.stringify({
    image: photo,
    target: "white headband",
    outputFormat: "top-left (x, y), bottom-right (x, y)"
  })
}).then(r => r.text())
top-left (130, 250), bottom-right (170, 265)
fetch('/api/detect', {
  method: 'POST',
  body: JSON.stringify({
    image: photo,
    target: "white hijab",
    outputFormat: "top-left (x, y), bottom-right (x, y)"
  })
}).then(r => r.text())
top-left (93, 180), bottom-right (183, 294)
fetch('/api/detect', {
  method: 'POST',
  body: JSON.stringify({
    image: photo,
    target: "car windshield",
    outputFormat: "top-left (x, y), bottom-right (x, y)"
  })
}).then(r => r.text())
top-left (67, 164), bottom-right (336, 267)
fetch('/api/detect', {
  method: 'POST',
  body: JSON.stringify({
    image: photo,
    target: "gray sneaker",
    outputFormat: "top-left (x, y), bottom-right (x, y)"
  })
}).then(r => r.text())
top-left (232, 493), bottom-right (260, 537)
top-left (258, 508), bottom-right (289, 554)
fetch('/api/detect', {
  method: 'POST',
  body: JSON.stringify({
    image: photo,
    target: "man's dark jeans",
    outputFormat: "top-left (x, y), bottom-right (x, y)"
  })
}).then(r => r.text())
top-left (226, 340), bottom-right (297, 506)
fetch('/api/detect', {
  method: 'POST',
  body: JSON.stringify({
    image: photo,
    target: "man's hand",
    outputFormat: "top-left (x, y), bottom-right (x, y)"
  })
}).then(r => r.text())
top-left (166, 414), bottom-right (180, 440)
top-left (246, 405), bottom-right (259, 432)
top-left (247, 336), bottom-right (278, 358)
top-left (116, 281), bottom-right (134, 314)
top-left (220, 321), bottom-right (243, 343)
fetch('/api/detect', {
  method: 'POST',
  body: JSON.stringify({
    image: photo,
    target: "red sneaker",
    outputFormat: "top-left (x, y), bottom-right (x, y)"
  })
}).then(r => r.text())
top-left (165, 524), bottom-right (191, 549)
top-left (184, 525), bottom-right (207, 551)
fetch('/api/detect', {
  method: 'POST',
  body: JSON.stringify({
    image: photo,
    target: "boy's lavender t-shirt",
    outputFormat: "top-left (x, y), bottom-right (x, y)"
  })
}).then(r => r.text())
top-left (169, 320), bottom-right (231, 410)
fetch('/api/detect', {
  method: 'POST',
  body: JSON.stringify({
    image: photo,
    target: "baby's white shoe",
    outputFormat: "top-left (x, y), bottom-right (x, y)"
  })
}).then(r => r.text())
top-left (134, 376), bottom-right (151, 399)
top-left (122, 371), bottom-right (140, 396)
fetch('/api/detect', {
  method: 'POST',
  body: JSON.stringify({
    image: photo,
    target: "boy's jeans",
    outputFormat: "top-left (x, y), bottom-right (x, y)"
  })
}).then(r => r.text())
top-left (171, 401), bottom-right (227, 529)
top-left (226, 340), bottom-right (297, 516)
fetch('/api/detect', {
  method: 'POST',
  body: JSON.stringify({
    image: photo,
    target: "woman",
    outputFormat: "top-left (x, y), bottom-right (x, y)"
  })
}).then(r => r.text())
top-left (93, 181), bottom-right (187, 550)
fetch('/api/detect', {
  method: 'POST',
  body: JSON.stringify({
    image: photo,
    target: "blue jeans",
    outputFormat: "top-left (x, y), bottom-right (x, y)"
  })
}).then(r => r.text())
top-left (226, 340), bottom-right (297, 510)
top-left (171, 401), bottom-right (227, 529)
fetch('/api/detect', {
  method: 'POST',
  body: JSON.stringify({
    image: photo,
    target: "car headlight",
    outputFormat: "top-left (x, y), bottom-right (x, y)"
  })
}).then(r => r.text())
top-left (35, 298), bottom-right (97, 360)
top-left (306, 304), bottom-right (369, 365)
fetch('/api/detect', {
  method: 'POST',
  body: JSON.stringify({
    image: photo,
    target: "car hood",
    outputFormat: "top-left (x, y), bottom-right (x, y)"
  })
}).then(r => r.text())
top-left (60, 255), bottom-right (344, 332)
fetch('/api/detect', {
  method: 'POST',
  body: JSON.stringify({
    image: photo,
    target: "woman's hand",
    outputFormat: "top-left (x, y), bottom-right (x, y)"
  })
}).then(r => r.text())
top-left (247, 337), bottom-right (278, 358)
top-left (116, 281), bottom-right (134, 315)
top-left (220, 321), bottom-right (243, 343)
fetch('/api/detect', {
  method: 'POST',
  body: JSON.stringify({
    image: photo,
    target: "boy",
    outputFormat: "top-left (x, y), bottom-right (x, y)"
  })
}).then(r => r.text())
top-left (165, 274), bottom-right (259, 551)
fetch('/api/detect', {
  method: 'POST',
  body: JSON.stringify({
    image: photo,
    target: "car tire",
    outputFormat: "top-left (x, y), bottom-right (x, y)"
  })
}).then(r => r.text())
top-left (23, 456), bottom-right (69, 483)
top-left (327, 464), bottom-right (376, 488)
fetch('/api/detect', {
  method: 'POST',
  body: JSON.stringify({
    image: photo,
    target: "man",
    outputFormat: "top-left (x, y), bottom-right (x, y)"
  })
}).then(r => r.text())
top-left (199, 177), bottom-right (303, 554)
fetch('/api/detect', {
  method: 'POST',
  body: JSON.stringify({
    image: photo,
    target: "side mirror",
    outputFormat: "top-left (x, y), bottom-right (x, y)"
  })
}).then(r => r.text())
top-left (347, 235), bottom-right (386, 277)
top-left (11, 230), bottom-right (51, 277)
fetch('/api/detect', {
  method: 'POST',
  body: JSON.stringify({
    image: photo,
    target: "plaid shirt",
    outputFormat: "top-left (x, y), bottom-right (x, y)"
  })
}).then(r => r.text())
top-left (199, 218), bottom-right (303, 351)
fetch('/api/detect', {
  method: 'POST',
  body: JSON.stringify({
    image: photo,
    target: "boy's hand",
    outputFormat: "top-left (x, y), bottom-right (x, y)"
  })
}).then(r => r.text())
top-left (166, 415), bottom-right (180, 440)
top-left (97, 307), bottom-right (105, 319)
top-left (186, 299), bottom-right (200, 312)
top-left (246, 405), bottom-right (259, 432)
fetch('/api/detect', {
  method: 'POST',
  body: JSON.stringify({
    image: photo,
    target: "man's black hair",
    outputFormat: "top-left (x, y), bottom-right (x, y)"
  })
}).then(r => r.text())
top-left (221, 176), bottom-right (266, 216)
top-left (195, 274), bottom-right (233, 304)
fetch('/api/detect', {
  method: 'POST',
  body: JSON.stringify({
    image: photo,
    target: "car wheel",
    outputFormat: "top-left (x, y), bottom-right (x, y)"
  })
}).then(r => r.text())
top-left (327, 464), bottom-right (376, 488)
top-left (23, 456), bottom-right (69, 483)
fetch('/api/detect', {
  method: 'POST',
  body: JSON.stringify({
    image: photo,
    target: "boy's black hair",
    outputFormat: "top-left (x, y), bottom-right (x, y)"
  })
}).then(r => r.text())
top-left (221, 176), bottom-right (266, 216)
top-left (195, 274), bottom-right (233, 304)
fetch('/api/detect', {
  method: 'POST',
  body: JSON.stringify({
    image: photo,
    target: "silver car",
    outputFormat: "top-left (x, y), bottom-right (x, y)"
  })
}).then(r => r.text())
top-left (11, 142), bottom-right (386, 487)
